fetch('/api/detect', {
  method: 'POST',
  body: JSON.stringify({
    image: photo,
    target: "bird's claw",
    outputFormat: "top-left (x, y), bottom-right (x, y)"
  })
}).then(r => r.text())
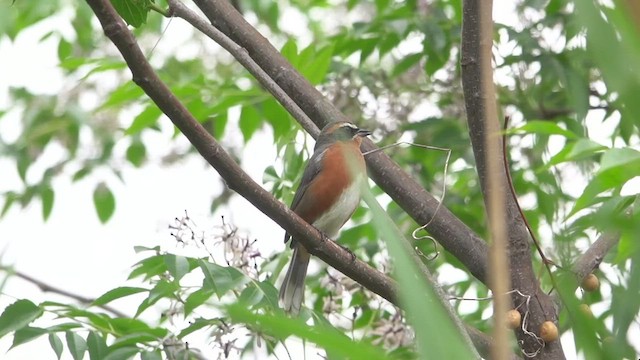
top-left (318, 229), bottom-right (330, 243)
top-left (338, 243), bottom-right (357, 262)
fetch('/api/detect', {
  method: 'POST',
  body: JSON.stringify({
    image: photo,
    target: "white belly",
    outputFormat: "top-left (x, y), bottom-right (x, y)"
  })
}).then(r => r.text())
top-left (312, 176), bottom-right (362, 239)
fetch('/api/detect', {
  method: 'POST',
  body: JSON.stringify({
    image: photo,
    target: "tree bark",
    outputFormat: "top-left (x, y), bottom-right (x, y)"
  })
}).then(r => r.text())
top-left (460, 0), bottom-right (565, 358)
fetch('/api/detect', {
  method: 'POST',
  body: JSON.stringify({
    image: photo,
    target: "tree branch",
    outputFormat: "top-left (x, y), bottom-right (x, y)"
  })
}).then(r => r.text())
top-left (572, 231), bottom-right (620, 281)
top-left (85, 0), bottom-right (397, 308)
top-left (2, 267), bottom-right (127, 318)
top-left (461, 0), bottom-right (565, 359)
top-left (552, 230), bottom-right (620, 306)
top-left (166, 0), bottom-right (319, 137)
top-left (192, 0), bottom-right (491, 287)
top-left (83, 1), bottom-right (504, 357)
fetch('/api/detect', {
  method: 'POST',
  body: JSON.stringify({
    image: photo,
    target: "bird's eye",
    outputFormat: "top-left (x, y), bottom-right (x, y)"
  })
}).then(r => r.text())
top-left (338, 123), bottom-right (358, 136)
top-left (339, 125), bottom-right (358, 139)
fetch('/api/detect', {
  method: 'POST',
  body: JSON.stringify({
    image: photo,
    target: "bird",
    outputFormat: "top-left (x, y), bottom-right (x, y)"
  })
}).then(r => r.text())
top-left (279, 121), bottom-right (371, 315)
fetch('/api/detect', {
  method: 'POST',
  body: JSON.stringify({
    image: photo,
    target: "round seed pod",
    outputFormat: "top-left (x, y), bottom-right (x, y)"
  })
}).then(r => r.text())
top-left (506, 309), bottom-right (521, 329)
top-left (540, 321), bottom-right (559, 342)
top-left (581, 273), bottom-right (600, 292)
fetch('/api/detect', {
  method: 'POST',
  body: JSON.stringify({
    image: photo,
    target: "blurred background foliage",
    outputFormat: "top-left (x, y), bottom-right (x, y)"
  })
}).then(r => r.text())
top-left (1, 0), bottom-right (639, 358)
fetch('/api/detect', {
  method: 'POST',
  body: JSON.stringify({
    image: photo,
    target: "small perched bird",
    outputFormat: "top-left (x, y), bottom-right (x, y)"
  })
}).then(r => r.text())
top-left (279, 121), bottom-right (371, 315)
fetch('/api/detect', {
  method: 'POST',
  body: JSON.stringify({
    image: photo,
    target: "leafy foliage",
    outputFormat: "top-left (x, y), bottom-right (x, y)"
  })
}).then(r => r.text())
top-left (1, 0), bottom-right (640, 358)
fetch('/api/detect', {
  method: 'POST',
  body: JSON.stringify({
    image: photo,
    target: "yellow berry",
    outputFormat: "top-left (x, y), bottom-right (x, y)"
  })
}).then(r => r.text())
top-left (540, 321), bottom-right (558, 342)
top-left (581, 273), bottom-right (600, 292)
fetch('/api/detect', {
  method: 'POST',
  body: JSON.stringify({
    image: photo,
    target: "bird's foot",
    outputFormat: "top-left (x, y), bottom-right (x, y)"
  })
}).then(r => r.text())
top-left (318, 229), bottom-right (330, 243)
top-left (338, 243), bottom-right (357, 262)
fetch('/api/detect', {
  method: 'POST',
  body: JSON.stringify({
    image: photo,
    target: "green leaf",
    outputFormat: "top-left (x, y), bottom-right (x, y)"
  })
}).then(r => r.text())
top-left (80, 60), bottom-right (127, 81)
top-left (198, 260), bottom-right (249, 297)
top-left (544, 138), bottom-right (607, 169)
top-left (375, 0), bottom-right (391, 12)
top-left (164, 254), bottom-right (190, 282)
top-left (125, 105), bottom-right (161, 135)
top-left (40, 186), bottom-right (54, 220)
top-left (237, 280), bottom-right (279, 308)
top-left (110, 0), bottom-right (149, 27)
top-left (280, 39), bottom-right (299, 67)
top-left (1, 192), bottom-right (17, 218)
top-left (59, 57), bottom-right (96, 71)
top-left (184, 289), bottom-right (215, 316)
top-left (261, 99), bottom-right (293, 141)
top-left (359, 37), bottom-right (379, 64)
top-left (177, 318), bottom-right (214, 338)
top-left (125, 140), bottom-right (146, 167)
top-left (0, 299), bottom-right (43, 339)
top-left (66, 331), bottom-right (87, 360)
top-left (49, 333), bottom-right (64, 360)
top-left (361, 188), bottom-right (476, 358)
top-left (93, 183), bottom-right (116, 223)
top-left (228, 305), bottom-right (387, 360)
top-left (302, 44), bottom-right (334, 84)
top-left (100, 82), bottom-right (144, 109)
top-left (133, 245), bottom-right (160, 254)
top-left (128, 254), bottom-right (167, 280)
top-left (72, 166), bottom-right (92, 182)
top-left (17, 154), bottom-right (29, 182)
top-left (11, 326), bottom-right (47, 349)
top-left (57, 37), bottom-right (72, 61)
top-left (513, 120), bottom-right (578, 139)
top-left (111, 332), bottom-right (157, 347)
top-left (102, 346), bottom-right (139, 360)
top-left (93, 287), bottom-right (148, 306)
top-left (599, 147), bottom-right (640, 173)
top-left (87, 331), bottom-right (108, 360)
top-left (213, 112), bottom-right (228, 138)
top-left (46, 323), bottom-right (84, 333)
top-left (135, 280), bottom-right (178, 317)
top-left (239, 105), bottom-right (262, 142)
top-left (108, 318), bottom-right (168, 338)
top-left (392, 52), bottom-right (423, 77)
top-left (570, 148), bottom-right (640, 217)
top-left (616, 225), bottom-right (640, 264)
top-left (575, 1), bottom-right (640, 144)
top-left (140, 350), bottom-right (162, 360)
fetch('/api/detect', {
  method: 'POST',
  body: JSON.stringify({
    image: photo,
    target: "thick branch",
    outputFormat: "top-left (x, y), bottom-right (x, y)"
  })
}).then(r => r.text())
top-left (572, 231), bottom-right (620, 280)
top-left (193, 0), bottom-right (490, 286)
top-left (3, 268), bottom-right (127, 318)
top-left (460, 1), bottom-right (565, 359)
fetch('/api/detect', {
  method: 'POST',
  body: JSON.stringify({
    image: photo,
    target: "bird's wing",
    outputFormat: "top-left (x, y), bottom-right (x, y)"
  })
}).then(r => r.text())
top-left (284, 148), bottom-right (326, 244)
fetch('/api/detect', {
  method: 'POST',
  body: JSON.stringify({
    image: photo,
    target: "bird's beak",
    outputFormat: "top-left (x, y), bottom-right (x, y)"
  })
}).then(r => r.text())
top-left (356, 129), bottom-right (372, 137)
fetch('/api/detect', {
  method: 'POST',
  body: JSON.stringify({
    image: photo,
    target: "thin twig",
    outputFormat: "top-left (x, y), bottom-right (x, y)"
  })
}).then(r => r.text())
top-left (363, 141), bottom-right (452, 261)
top-left (2, 267), bottom-right (128, 318)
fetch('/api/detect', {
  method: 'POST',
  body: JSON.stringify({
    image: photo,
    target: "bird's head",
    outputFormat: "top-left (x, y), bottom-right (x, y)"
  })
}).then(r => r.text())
top-left (316, 121), bottom-right (371, 148)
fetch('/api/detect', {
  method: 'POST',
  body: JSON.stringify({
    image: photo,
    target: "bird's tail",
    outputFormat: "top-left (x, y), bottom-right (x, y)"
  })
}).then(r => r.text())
top-left (279, 245), bottom-right (311, 315)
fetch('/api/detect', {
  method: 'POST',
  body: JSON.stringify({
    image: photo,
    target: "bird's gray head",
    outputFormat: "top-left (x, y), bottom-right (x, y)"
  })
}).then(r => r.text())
top-left (315, 122), bottom-right (371, 149)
